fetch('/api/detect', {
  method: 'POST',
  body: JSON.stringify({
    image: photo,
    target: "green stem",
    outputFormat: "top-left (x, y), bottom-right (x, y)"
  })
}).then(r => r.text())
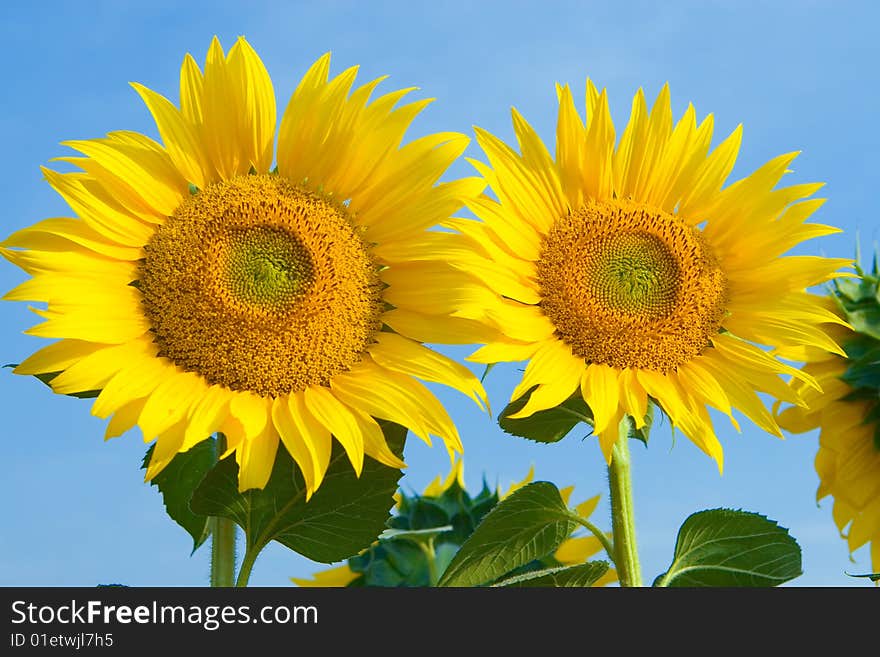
top-left (570, 515), bottom-right (616, 565)
top-left (607, 417), bottom-right (643, 587)
top-left (209, 433), bottom-right (236, 588)
top-left (210, 517), bottom-right (236, 587)
top-left (419, 539), bottom-right (440, 586)
top-left (236, 545), bottom-right (260, 587)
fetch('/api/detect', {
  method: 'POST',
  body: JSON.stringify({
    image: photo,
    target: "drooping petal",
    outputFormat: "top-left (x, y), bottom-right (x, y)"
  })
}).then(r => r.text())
top-left (579, 363), bottom-right (620, 441)
top-left (303, 385), bottom-right (365, 476)
top-left (368, 332), bottom-right (489, 412)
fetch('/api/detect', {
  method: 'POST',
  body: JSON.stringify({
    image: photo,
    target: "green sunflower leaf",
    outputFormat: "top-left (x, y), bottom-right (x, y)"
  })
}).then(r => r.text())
top-left (142, 438), bottom-right (216, 553)
top-left (492, 561), bottom-right (610, 587)
top-left (498, 387), bottom-right (593, 443)
top-left (654, 508), bottom-right (802, 587)
top-left (190, 420), bottom-right (407, 564)
top-left (437, 482), bottom-right (576, 587)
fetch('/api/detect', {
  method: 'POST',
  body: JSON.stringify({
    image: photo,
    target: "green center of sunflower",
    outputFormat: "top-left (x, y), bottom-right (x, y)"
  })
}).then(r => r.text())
top-left (139, 175), bottom-right (384, 397)
top-left (585, 232), bottom-right (679, 318)
top-left (537, 199), bottom-right (727, 373)
top-left (221, 227), bottom-right (314, 311)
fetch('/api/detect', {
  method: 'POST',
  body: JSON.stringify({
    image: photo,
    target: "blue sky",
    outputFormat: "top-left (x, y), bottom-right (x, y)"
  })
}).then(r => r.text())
top-left (1, 0), bottom-right (877, 586)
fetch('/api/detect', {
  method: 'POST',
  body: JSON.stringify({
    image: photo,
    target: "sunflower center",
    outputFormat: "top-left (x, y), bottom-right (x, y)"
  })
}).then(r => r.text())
top-left (139, 175), bottom-right (383, 397)
top-left (219, 226), bottom-right (314, 311)
top-left (537, 199), bottom-right (727, 372)
top-left (584, 232), bottom-right (679, 317)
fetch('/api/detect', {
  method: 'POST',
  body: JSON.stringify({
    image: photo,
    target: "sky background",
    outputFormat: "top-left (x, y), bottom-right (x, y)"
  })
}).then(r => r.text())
top-left (1, 0), bottom-right (878, 587)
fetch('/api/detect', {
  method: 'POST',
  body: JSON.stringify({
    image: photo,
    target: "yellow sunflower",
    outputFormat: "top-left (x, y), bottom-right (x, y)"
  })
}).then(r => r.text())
top-left (776, 279), bottom-right (880, 573)
top-left (2, 36), bottom-right (491, 494)
top-left (445, 80), bottom-right (850, 468)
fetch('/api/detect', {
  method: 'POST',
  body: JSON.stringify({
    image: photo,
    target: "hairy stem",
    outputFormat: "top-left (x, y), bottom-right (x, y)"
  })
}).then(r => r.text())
top-left (210, 517), bottom-right (237, 587)
top-left (235, 545), bottom-right (259, 587)
top-left (209, 433), bottom-right (236, 587)
top-left (607, 418), bottom-right (643, 587)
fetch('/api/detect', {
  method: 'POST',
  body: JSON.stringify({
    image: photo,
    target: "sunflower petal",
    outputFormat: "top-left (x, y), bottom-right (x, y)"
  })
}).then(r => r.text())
top-left (131, 82), bottom-right (210, 188)
top-left (369, 332), bottom-right (489, 412)
top-left (303, 385), bottom-right (365, 476)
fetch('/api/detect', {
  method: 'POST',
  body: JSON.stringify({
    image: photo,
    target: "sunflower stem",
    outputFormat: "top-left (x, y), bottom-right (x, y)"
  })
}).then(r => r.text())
top-left (209, 433), bottom-right (236, 588)
top-left (235, 546), bottom-right (259, 587)
top-left (210, 517), bottom-right (237, 587)
top-left (418, 538), bottom-right (440, 586)
top-left (607, 417), bottom-right (643, 587)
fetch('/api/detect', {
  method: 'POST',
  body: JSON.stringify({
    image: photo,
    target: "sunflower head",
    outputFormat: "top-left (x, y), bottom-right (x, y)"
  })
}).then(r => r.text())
top-left (454, 78), bottom-right (850, 468)
top-left (776, 260), bottom-right (880, 574)
top-left (2, 36), bottom-right (491, 495)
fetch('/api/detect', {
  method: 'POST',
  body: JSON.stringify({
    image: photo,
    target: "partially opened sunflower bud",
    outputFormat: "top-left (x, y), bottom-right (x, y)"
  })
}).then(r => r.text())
top-left (292, 458), bottom-right (616, 587)
top-left (776, 262), bottom-right (880, 576)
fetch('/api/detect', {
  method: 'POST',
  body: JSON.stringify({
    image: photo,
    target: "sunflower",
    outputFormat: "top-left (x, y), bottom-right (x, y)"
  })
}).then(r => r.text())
top-left (446, 80), bottom-right (850, 468)
top-left (2, 36), bottom-right (491, 494)
top-left (293, 458), bottom-right (616, 586)
top-left (776, 270), bottom-right (880, 573)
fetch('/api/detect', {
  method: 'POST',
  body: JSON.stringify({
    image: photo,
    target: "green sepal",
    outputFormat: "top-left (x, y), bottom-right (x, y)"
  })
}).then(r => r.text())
top-left (835, 275), bottom-right (879, 305)
top-left (846, 571), bottom-right (880, 582)
top-left (837, 298), bottom-right (880, 448)
top-left (492, 561), bottom-right (610, 587)
top-left (839, 388), bottom-right (879, 403)
top-left (654, 508), bottom-right (802, 587)
top-left (630, 401), bottom-right (654, 446)
top-left (392, 479), bottom-right (498, 547)
top-left (349, 479), bottom-right (500, 585)
top-left (437, 482), bottom-right (576, 587)
top-left (348, 539), bottom-right (430, 587)
top-left (836, 273), bottom-right (880, 341)
top-left (403, 498), bottom-right (452, 532)
top-left (190, 421), bottom-right (406, 564)
top-left (142, 438), bottom-right (216, 553)
top-left (844, 401), bottom-right (880, 450)
top-left (841, 343), bottom-right (880, 390)
top-left (841, 333), bottom-right (880, 361)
